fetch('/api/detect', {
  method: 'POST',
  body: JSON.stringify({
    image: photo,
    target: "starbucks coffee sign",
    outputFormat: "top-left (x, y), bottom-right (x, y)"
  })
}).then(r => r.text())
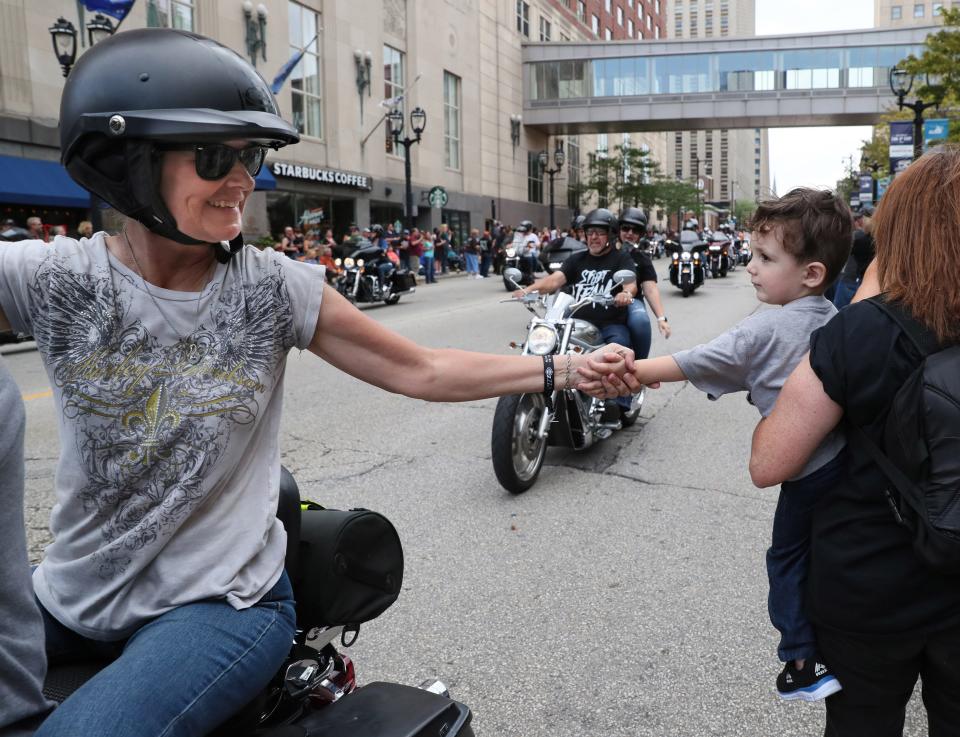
top-left (271, 162), bottom-right (372, 191)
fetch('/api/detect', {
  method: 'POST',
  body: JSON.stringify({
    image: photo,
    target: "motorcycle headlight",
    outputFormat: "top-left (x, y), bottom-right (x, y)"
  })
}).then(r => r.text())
top-left (505, 247), bottom-right (516, 258)
top-left (334, 258), bottom-right (342, 266)
top-left (527, 324), bottom-right (558, 356)
top-left (357, 259), bottom-right (365, 268)
top-left (681, 252), bottom-right (692, 261)
top-left (344, 257), bottom-right (355, 268)
top-left (693, 252), bottom-right (701, 260)
top-left (672, 253), bottom-right (679, 262)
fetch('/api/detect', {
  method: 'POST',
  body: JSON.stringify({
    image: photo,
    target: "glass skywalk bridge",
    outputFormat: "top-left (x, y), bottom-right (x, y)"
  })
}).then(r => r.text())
top-left (523, 26), bottom-right (936, 133)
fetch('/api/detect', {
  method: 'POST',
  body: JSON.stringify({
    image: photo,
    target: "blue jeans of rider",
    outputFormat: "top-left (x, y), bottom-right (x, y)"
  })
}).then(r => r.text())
top-left (767, 451), bottom-right (845, 663)
top-left (34, 572), bottom-right (296, 737)
top-left (625, 299), bottom-right (652, 361)
top-left (599, 323), bottom-right (633, 410)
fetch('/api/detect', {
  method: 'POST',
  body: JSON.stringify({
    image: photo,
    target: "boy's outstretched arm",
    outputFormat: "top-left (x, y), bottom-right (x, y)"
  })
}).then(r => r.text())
top-left (579, 355), bottom-right (687, 397)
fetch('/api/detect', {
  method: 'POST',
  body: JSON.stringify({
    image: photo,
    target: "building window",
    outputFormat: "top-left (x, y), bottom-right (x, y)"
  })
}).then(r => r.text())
top-left (628, 0), bottom-right (633, 6)
top-left (934, 2), bottom-right (944, 14)
top-left (656, 0), bottom-right (661, 12)
top-left (592, 14), bottom-right (600, 34)
top-left (383, 45), bottom-right (404, 154)
top-left (605, 0), bottom-right (611, 11)
top-left (675, 10), bottom-right (683, 35)
top-left (539, 17), bottom-right (552, 41)
top-left (288, 2), bottom-right (322, 140)
top-left (566, 136), bottom-right (581, 210)
top-left (577, 1), bottom-right (586, 22)
top-left (914, 3), bottom-right (925, 16)
top-left (655, 24), bottom-right (661, 38)
top-left (705, 2), bottom-right (713, 37)
top-left (516, 0), bottom-right (530, 37)
top-left (604, 27), bottom-right (612, 40)
top-left (674, 132), bottom-right (684, 179)
top-left (560, 32), bottom-right (570, 41)
top-left (443, 71), bottom-right (461, 170)
top-left (146, 0), bottom-right (194, 29)
top-left (528, 151), bottom-right (544, 203)
top-left (617, 6), bottom-right (623, 25)
top-left (690, 7), bottom-right (698, 36)
top-left (628, 18), bottom-right (634, 36)
top-left (891, 5), bottom-right (902, 19)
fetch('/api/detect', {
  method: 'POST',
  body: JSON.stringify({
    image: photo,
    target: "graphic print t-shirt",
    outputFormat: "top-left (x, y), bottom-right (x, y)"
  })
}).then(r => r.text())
top-left (0, 235), bottom-right (325, 639)
top-left (560, 248), bottom-right (636, 326)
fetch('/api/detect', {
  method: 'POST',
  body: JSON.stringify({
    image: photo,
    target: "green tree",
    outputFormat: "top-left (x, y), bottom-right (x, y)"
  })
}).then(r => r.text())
top-left (652, 178), bottom-right (701, 224)
top-left (579, 143), bottom-right (664, 213)
top-left (732, 199), bottom-right (756, 226)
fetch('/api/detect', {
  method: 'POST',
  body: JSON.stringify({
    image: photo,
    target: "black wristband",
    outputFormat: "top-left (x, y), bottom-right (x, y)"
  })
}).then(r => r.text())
top-left (542, 354), bottom-right (555, 394)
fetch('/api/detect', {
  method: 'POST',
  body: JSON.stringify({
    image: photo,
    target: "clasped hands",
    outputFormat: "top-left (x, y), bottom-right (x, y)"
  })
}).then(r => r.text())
top-left (575, 343), bottom-right (657, 399)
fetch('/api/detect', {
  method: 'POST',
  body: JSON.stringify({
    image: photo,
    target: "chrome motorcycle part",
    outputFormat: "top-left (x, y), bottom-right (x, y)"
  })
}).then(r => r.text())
top-left (491, 392), bottom-right (549, 494)
top-left (527, 323), bottom-right (558, 355)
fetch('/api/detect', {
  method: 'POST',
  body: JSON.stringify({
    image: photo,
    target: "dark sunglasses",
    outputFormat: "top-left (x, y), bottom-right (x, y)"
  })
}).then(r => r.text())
top-left (620, 225), bottom-right (642, 234)
top-left (159, 143), bottom-right (267, 181)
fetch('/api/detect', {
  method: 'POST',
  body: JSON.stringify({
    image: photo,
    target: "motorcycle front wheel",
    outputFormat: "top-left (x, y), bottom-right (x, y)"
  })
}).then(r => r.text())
top-left (491, 393), bottom-right (548, 494)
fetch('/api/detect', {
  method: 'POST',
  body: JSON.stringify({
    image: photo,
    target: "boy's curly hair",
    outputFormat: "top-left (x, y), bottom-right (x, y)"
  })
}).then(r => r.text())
top-left (749, 188), bottom-right (853, 286)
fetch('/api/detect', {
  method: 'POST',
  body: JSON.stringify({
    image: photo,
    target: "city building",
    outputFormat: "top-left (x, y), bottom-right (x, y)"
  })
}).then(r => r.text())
top-left (665, 0), bottom-right (770, 225)
top-left (0, 0), bottom-right (667, 246)
top-left (875, 0), bottom-right (949, 26)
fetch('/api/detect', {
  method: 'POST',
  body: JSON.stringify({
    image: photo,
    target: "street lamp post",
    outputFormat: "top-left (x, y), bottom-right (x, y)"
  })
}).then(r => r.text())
top-left (538, 141), bottom-right (565, 232)
top-left (388, 107), bottom-right (427, 232)
top-left (48, 17), bottom-right (78, 77)
top-left (889, 67), bottom-right (943, 160)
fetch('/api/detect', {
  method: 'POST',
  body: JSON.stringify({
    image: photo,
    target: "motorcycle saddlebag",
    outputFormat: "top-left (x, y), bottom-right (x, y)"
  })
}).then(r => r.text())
top-left (295, 505), bottom-right (404, 628)
top-left (276, 682), bottom-right (472, 737)
top-left (391, 270), bottom-right (417, 292)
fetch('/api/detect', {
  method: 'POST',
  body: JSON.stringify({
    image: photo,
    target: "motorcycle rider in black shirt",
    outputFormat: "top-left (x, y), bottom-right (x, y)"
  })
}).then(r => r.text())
top-left (511, 208), bottom-right (639, 414)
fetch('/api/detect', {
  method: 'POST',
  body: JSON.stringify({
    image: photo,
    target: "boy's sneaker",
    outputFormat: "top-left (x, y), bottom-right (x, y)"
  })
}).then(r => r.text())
top-left (776, 660), bottom-right (842, 702)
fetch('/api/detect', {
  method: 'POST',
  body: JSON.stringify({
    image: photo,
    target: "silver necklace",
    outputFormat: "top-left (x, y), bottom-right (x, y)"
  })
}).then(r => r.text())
top-left (122, 228), bottom-right (216, 341)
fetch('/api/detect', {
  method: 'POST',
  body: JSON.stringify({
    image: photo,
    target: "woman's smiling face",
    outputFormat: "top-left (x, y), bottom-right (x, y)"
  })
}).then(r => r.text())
top-left (159, 141), bottom-right (256, 243)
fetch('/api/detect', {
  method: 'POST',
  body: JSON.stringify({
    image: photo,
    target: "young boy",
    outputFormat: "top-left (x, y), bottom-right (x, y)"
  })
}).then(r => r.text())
top-left (589, 188), bottom-right (853, 702)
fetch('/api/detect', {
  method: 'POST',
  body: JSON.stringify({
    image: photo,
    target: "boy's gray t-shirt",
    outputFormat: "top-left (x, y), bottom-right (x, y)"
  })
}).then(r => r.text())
top-left (673, 295), bottom-right (845, 480)
top-left (0, 234), bottom-right (325, 640)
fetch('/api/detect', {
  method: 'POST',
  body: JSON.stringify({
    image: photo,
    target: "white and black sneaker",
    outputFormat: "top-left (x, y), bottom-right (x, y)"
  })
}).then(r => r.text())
top-left (776, 660), bottom-right (842, 702)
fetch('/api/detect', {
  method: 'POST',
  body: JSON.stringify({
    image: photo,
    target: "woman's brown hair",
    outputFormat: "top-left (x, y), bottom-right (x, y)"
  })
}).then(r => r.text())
top-left (874, 145), bottom-right (960, 342)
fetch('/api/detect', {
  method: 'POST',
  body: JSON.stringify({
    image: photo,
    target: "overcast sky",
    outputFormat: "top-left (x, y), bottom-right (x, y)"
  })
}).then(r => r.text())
top-left (755, 0), bottom-right (876, 195)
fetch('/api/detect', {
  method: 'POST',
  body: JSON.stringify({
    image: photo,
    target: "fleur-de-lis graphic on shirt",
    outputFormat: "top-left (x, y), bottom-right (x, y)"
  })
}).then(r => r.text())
top-left (122, 383), bottom-right (181, 465)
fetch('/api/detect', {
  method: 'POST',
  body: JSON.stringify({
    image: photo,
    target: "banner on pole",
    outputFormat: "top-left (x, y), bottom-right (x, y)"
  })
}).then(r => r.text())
top-left (889, 121), bottom-right (914, 175)
top-left (923, 118), bottom-right (950, 152)
top-left (858, 174), bottom-right (874, 203)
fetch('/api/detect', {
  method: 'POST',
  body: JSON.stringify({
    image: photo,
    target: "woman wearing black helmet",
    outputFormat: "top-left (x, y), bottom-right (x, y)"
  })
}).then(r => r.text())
top-left (618, 207), bottom-right (671, 361)
top-left (0, 30), bottom-right (635, 737)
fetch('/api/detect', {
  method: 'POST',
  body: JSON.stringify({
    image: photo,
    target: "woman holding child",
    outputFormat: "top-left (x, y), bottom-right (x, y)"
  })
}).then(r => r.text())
top-left (751, 148), bottom-right (960, 736)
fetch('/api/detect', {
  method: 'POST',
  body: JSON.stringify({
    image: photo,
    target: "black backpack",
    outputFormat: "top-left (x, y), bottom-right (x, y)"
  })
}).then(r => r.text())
top-left (850, 297), bottom-right (960, 573)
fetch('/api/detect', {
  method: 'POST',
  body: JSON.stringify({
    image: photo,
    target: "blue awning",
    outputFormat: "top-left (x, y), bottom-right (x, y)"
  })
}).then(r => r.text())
top-left (0, 155), bottom-right (91, 209)
top-left (255, 165), bottom-right (276, 191)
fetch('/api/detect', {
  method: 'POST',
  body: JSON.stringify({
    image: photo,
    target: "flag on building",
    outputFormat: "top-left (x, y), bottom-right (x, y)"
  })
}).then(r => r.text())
top-left (80, 0), bottom-right (135, 22)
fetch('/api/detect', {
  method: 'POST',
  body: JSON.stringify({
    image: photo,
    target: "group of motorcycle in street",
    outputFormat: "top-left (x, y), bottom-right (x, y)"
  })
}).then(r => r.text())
top-left (662, 218), bottom-right (753, 298)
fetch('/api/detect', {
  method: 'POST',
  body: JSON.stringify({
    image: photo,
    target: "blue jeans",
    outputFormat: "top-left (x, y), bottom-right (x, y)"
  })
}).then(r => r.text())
top-left (831, 277), bottom-right (858, 309)
top-left (599, 323), bottom-right (633, 409)
top-left (421, 255), bottom-right (436, 283)
top-left (377, 261), bottom-right (393, 285)
top-left (35, 572), bottom-right (296, 737)
top-left (479, 253), bottom-right (491, 277)
top-left (767, 452), bottom-right (845, 662)
top-left (464, 252), bottom-right (479, 274)
top-left (626, 300), bottom-right (652, 360)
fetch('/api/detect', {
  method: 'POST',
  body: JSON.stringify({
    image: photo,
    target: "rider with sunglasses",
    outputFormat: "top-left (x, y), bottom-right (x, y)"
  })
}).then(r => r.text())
top-left (618, 208), bottom-right (672, 361)
top-left (0, 29), bottom-right (637, 737)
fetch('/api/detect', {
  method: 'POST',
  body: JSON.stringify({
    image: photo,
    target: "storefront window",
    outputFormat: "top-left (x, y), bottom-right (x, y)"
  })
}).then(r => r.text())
top-left (288, 3), bottom-right (323, 139)
top-left (267, 190), bottom-right (333, 242)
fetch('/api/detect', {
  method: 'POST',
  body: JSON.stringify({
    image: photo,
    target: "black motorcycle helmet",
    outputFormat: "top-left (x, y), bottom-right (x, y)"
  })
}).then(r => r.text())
top-left (518, 219), bottom-right (535, 233)
top-left (619, 207), bottom-right (647, 230)
top-left (60, 28), bottom-right (299, 255)
top-left (582, 208), bottom-right (618, 232)
top-left (571, 214), bottom-right (586, 230)
top-left (370, 224), bottom-right (384, 236)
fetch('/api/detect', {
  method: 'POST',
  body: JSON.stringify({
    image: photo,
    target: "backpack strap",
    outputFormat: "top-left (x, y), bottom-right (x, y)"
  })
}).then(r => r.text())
top-left (864, 296), bottom-right (940, 357)
top-left (846, 421), bottom-right (916, 529)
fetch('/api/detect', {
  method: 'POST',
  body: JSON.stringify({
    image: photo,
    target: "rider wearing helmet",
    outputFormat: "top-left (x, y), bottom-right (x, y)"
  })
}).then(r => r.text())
top-left (618, 208), bottom-right (671, 360)
top-left (513, 220), bottom-right (540, 274)
top-left (571, 214), bottom-right (587, 243)
top-left (0, 29), bottom-right (636, 737)
top-left (512, 208), bottom-right (639, 413)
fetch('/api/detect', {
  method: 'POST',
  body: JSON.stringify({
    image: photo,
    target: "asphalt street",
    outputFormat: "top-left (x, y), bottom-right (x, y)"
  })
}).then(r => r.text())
top-left (7, 264), bottom-right (927, 736)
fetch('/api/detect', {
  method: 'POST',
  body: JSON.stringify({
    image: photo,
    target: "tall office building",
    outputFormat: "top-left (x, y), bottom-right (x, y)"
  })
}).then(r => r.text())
top-left (665, 0), bottom-right (770, 222)
top-left (875, 0), bottom-right (948, 26)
